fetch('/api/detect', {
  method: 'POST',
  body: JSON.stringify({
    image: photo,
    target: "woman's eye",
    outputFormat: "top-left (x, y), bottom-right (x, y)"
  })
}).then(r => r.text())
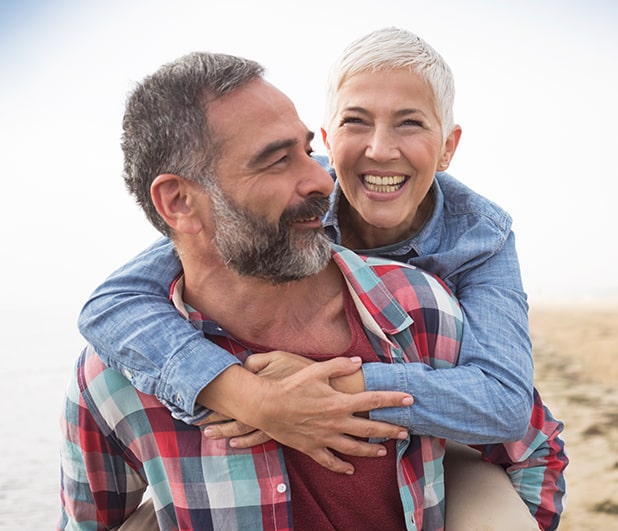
top-left (340, 116), bottom-right (365, 126)
top-left (401, 119), bottom-right (424, 127)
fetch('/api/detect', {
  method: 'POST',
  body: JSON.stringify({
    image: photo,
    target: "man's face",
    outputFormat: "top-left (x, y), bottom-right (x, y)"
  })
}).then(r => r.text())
top-left (204, 79), bottom-right (335, 283)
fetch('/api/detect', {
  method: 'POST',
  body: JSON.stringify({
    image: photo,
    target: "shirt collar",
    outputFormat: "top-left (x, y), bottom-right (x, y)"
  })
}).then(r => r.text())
top-left (330, 244), bottom-right (413, 338)
top-left (169, 245), bottom-right (413, 342)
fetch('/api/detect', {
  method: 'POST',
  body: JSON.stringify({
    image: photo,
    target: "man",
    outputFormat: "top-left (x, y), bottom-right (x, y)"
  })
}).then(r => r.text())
top-left (59, 52), bottom-right (465, 530)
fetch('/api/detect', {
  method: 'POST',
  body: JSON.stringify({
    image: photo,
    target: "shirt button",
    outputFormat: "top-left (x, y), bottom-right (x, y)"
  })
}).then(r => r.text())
top-left (276, 483), bottom-right (287, 494)
top-left (122, 369), bottom-right (133, 380)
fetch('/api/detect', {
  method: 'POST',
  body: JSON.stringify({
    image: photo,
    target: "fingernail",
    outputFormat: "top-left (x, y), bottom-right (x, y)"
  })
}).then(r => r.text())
top-left (402, 396), bottom-right (413, 406)
top-left (377, 448), bottom-right (387, 457)
top-left (202, 428), bottom-right (213, 437)
top-left (397, 430), bottom-right (408, 440)
top-left (229, 439), bottom-right (238, 448)
top-left (349, 356), bottom-right (362, 363)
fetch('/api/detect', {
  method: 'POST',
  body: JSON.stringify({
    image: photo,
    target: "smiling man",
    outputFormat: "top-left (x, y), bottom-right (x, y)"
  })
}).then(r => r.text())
top-left (58, 52), bottom-right (465, 530)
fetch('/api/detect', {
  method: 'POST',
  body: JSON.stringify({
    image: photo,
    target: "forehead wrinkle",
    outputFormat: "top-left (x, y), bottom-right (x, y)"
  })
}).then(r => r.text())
top-left (393, 108), bottom-right (431, 119)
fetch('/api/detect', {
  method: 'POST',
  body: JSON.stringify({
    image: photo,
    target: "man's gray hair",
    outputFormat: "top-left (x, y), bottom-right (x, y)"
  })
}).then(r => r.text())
top-left (122, 52), bottom-right (265, 236)
top-left (324, 27), bottom-right (456, 141)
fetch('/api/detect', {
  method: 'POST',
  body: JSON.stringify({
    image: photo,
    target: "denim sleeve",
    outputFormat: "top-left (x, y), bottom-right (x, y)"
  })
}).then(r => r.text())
top-left (364, 232), bottom-right (534, 443)
top-left (77, 238), bottom-right (241, 422)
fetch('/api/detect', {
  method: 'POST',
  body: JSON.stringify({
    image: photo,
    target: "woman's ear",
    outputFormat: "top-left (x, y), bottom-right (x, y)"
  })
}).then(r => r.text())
top-left (151, 174), bottom-right (204, 234)
top-left (438, 125), bottom-right (463, 171)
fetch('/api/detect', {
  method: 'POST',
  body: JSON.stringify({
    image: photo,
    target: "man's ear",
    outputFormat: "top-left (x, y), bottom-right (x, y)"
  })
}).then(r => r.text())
top-left (320, 127), bottom-right (335, 167)
top-left (151, 174), bottom-right (203, 234)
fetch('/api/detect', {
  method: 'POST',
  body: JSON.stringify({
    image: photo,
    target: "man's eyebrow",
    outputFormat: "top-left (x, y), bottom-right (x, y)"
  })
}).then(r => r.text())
top-left (248, 131), bottom-right (315, 168)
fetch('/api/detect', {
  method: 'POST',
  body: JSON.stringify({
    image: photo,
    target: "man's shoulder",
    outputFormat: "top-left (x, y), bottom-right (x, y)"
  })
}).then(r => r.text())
top-left (347, 249), bottom-right (452, 293)
top-left (365, 256), bottom-right (461, 315)
top-left (76, 345), bottom-right (156, 413)
top-left (332, 245), bottom-right (460, 317)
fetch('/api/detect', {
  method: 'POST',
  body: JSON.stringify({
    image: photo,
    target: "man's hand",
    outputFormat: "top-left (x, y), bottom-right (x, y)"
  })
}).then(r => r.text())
top-left (197, 355), bottom-right (413, 474)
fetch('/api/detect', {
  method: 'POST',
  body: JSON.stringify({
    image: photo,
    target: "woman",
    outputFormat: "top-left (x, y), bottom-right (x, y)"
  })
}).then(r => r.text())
top-left (78, 28), bottom-right (565, 529)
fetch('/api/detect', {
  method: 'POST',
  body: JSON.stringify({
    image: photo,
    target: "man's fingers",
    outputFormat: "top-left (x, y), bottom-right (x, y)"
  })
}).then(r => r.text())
top-left (202, 420), bottom-right (257, 439)
top-left (195, 411), bottom-right (232, 426)
top-left (228, 430), bottom-right (272, 449)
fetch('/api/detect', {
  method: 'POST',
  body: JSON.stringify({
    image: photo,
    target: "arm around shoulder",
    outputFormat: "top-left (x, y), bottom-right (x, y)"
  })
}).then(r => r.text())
top-left (78, 237), bottom-right (241, 421)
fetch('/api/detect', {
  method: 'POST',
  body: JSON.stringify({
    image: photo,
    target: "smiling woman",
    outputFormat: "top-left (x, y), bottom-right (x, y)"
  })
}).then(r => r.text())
top-left (322, 68), bottom-right (460, 248)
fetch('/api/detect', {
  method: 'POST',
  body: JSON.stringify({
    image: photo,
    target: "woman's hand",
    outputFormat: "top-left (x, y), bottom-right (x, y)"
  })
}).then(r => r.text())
top-left (199, 351), bottom-right (316, 446)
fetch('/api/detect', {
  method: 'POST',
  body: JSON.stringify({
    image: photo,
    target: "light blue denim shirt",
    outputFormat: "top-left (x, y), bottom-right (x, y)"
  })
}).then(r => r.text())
top-left (79, 159), bottom-right (533, 443)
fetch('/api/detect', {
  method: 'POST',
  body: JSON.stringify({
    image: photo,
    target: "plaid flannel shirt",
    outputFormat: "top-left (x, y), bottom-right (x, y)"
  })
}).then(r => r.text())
top-left (59, 245), bottom-right (565, 530)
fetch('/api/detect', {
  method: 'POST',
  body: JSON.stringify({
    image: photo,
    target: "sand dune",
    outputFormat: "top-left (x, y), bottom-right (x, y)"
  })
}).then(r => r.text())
top-left (529, 302), bottom-right (618, 530)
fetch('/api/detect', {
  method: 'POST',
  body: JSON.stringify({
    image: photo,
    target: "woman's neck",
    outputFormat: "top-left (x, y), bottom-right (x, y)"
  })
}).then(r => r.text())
top-left (339, 193), bottom-right (434, 250)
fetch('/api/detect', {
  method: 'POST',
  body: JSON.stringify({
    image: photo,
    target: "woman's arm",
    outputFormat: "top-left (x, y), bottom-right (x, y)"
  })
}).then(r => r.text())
top-left (77, 238), bottom-right (413, 474)
top-left (364, 232), bottom-right (534, 442)
top-left (78, 238), bottom-right (242, 422)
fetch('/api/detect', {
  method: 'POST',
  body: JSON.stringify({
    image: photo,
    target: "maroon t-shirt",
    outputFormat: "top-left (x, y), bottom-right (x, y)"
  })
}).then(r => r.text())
top-left (245, 289), bottom-right (405, 530)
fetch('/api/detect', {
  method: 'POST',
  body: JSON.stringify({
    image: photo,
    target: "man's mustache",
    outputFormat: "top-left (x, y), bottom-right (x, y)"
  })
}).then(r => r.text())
top-left (280, 197), bottom-right (330, 226)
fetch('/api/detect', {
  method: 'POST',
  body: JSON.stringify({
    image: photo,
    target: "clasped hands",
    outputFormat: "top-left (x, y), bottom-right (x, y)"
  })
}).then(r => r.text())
top-left (197, 351), bottom-right (413, 474)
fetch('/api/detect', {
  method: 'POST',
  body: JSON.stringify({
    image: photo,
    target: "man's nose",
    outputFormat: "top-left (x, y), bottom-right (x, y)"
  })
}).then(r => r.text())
top-left (298, 156), bottom-right (335, 198)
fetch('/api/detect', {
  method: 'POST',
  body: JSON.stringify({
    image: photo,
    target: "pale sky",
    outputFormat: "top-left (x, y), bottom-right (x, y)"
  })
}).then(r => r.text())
top-left (1, 0), bottom-right (617, 339)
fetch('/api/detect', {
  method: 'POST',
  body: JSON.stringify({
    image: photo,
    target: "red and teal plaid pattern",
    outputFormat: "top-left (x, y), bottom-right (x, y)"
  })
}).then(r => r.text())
top-left (59, 245), bottom-right (565, 530)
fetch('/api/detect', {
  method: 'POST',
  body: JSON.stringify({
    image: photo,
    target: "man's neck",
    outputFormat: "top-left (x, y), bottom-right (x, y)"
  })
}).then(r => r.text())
top-left (182, 259), bottom-right (350, 354)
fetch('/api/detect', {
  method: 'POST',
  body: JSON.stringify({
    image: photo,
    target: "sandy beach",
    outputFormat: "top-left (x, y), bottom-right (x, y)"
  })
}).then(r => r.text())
top-left (529, 302), bottom-right (618, 529)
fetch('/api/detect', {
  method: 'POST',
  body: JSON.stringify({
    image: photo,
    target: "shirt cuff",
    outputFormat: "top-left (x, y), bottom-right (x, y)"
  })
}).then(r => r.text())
top-left (362, 362), bottom-right (412, 428)
top-left (155, 336), bottom-right (241, 423)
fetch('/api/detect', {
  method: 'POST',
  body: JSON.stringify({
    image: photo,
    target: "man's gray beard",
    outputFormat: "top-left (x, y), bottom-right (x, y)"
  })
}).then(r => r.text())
top-left (207, 182), bottom-right (332, 283)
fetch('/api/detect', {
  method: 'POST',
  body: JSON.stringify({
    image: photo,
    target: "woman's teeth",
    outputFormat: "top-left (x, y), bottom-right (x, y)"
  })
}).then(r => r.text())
top-left (363, 174), bottom-right (406, 193)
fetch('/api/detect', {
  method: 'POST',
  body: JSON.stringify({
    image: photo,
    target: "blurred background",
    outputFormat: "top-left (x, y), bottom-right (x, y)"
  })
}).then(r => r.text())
top-left (0, 0), bottom-right (616, 528)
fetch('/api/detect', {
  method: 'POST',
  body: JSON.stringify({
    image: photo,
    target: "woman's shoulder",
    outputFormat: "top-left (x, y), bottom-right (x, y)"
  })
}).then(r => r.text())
top-left (435, 172), bottom-right (512, 234)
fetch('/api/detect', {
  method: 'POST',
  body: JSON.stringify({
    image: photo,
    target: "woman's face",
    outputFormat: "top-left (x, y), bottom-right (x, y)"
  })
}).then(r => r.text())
top-left (323, 68), bottom-right (460, 247)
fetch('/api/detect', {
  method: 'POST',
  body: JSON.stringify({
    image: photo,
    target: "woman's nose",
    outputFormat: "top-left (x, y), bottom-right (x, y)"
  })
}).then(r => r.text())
top-left (365, 127), bottom-right (400, 161)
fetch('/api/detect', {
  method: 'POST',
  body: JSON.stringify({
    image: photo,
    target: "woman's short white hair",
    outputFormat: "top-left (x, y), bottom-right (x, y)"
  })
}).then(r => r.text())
top-left (324, 27), bottom-right (456, 141)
